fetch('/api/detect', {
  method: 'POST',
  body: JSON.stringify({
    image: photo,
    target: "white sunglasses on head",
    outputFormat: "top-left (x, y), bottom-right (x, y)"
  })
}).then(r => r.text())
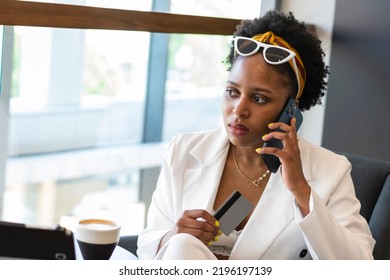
top-left (233, 36), bottom-right (301, 98)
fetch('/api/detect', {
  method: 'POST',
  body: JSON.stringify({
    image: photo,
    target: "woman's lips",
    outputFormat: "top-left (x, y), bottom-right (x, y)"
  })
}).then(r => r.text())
top-left (228, 122), bottom-right (249, 136)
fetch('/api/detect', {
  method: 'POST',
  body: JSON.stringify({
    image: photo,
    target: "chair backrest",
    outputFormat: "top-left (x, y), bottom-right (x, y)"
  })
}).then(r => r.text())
top-left (118, 235), bottom-right (138, 257)
top-left (343, 153), bottom-right (390, 260)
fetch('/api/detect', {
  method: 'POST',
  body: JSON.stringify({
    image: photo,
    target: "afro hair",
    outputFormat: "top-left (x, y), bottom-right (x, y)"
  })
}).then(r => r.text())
top-left (225, 10), bottom-right (329, 111)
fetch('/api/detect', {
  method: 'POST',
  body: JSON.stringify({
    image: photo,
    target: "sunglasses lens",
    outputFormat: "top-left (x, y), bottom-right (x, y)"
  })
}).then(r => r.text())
top-left (264, 47), bottom-right (291, 64)
top-left (236, 38), bottom-right (258, 55)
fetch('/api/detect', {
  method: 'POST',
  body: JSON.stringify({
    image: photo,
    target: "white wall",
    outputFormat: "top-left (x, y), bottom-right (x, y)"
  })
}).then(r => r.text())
top-left (280, 0), bottom-right (337, 146)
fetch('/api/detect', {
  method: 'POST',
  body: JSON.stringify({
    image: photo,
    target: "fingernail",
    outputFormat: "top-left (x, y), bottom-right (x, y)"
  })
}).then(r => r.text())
top-left (268, 123), bottom-right (274, 128)
top-left (262, 134), bottom-right (268, 140)
top-left (208, 241), bottom-right (213, 246)
top-left (218, 230), bottom-right (222, 236)
top-left (214, 236), bottom-right (219, 242)
top-left (255, 148), bottom-right (262, 154)
top-left (215, 220), bottom-right (220, 227)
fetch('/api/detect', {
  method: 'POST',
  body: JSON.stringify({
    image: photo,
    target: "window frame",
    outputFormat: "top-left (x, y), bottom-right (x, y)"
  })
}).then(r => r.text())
top-left (0, 1), bottom-right (241, 35)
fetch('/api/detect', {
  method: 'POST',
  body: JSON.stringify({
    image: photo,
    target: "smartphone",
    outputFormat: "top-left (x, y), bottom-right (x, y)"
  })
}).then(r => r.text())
top-left (213, 190), bottom-right (253, 235)
top-left (261, 98), bottom-right (303, 173)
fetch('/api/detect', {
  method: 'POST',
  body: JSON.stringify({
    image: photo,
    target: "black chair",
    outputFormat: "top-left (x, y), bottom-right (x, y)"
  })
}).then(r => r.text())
top-left (118, 153), bottom-right (390, 260)
top-left (342, 153), bottom-right (390, 260)
top-left (118, 234), bottom-right (138, 257)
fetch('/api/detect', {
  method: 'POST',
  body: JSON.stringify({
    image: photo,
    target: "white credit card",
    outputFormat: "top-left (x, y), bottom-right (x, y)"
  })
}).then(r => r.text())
top-left (213, 190), bottom-right (253, 235)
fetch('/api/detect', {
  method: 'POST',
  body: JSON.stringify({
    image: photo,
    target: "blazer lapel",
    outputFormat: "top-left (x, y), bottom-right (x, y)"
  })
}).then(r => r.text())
top-left (182, 127), bottom-right (230, 211)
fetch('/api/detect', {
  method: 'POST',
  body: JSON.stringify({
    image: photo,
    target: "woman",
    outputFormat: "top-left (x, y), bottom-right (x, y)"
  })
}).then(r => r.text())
top-left (137, 10), bottom-right (375, 260)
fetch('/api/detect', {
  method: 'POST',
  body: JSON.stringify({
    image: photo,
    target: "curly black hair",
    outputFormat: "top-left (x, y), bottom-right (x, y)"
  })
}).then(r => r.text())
top-left (225, 10), bottom-right (329, 111)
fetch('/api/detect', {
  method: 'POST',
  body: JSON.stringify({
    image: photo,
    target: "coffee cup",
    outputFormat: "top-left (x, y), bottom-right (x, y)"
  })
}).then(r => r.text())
top-left (75, 218), bottom-right (121, 260)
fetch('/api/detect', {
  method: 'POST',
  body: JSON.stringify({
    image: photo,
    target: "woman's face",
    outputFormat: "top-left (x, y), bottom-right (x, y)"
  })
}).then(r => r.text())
top-left (222, 53), bottom-right (293, 148)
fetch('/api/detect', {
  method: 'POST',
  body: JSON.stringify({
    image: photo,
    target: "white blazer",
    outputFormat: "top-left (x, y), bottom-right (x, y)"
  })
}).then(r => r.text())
top-left (137, 126), bottom-right (375, 260)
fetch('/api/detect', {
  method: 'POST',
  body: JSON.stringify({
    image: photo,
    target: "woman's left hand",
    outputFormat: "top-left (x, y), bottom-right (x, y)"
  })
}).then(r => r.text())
top-left (258, 117), bottom-right (311, 216)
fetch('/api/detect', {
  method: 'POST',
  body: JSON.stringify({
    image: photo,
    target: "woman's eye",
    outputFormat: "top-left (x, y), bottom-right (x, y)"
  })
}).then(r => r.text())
top-left (253, 95), bottom-right (266, 104)
top-left (225, 88), bottom-right (238, 97)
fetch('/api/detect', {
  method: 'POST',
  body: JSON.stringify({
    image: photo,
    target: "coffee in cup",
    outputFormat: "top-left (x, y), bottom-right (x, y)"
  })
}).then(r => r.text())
top-left (75, 219), bottom-right (121, 260)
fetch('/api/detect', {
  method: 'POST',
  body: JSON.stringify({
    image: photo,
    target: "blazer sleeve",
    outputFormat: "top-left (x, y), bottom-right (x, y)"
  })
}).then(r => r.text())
top-left (136, 137), bottom-right (179, 259)
top-left (294, 159), bottom-right (375, 259)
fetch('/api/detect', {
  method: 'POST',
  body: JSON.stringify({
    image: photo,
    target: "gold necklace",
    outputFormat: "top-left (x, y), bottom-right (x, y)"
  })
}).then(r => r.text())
top-left (232, 146), bottom-right (270, 188)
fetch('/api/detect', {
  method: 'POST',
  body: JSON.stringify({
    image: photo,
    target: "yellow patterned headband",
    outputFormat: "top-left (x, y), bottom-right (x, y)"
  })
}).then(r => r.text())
top-left (251, 32), bottom-right (306, 99)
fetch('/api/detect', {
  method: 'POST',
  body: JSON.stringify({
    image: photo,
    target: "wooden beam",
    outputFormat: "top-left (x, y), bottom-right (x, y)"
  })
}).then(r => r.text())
top-left (0, 1), bottom-right (241, 35)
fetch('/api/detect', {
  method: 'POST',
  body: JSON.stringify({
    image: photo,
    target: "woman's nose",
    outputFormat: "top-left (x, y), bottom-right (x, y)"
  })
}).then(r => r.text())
top-left (233, 98), bottom-right (249, 118)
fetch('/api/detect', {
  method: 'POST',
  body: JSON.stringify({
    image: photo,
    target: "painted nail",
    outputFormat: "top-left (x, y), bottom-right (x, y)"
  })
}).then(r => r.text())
top-left (214, 236), bottom-right (219, 242)
top-left (215, 220), bottom-right (220, 227)
top-left (255, 148), bottom-right (262, 154)
top-left (262, 134), bottom-right (268, 140)
top-left (218, 230), bottom-right (222, 236)
top-left (268, 123), bottom-right (274, 128)
top-left (208, 241), bottom-right (213, 246)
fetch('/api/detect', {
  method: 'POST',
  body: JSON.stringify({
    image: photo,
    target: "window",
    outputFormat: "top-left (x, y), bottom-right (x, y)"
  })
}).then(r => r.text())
top-left (24, 0), bottom-right (152, 11)
top-left (163, 0), bottom-right (261, 139)
top-left (2, 0), bottom-right (154, 234)
top-left (4, 25), bottom-right (152, 234)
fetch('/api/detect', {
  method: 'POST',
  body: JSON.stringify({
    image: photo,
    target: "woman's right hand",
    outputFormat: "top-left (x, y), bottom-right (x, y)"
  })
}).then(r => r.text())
top-left (175, 209), bottom-right (221, 245)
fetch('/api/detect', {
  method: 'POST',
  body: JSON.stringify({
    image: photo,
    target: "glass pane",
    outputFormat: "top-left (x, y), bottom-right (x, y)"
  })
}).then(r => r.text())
top-left (163, 34), bottom-right (228, 139)
top-left (25, 0), bottom-right (152, 11)
top-left (3, 26), bottom-right (152, 235)
top-left (170, 0), bottom-right (262, 18)
top-left (10, 26), bottom-right (148, 146)
top-left (163, 0), bottom-right (261, 140)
